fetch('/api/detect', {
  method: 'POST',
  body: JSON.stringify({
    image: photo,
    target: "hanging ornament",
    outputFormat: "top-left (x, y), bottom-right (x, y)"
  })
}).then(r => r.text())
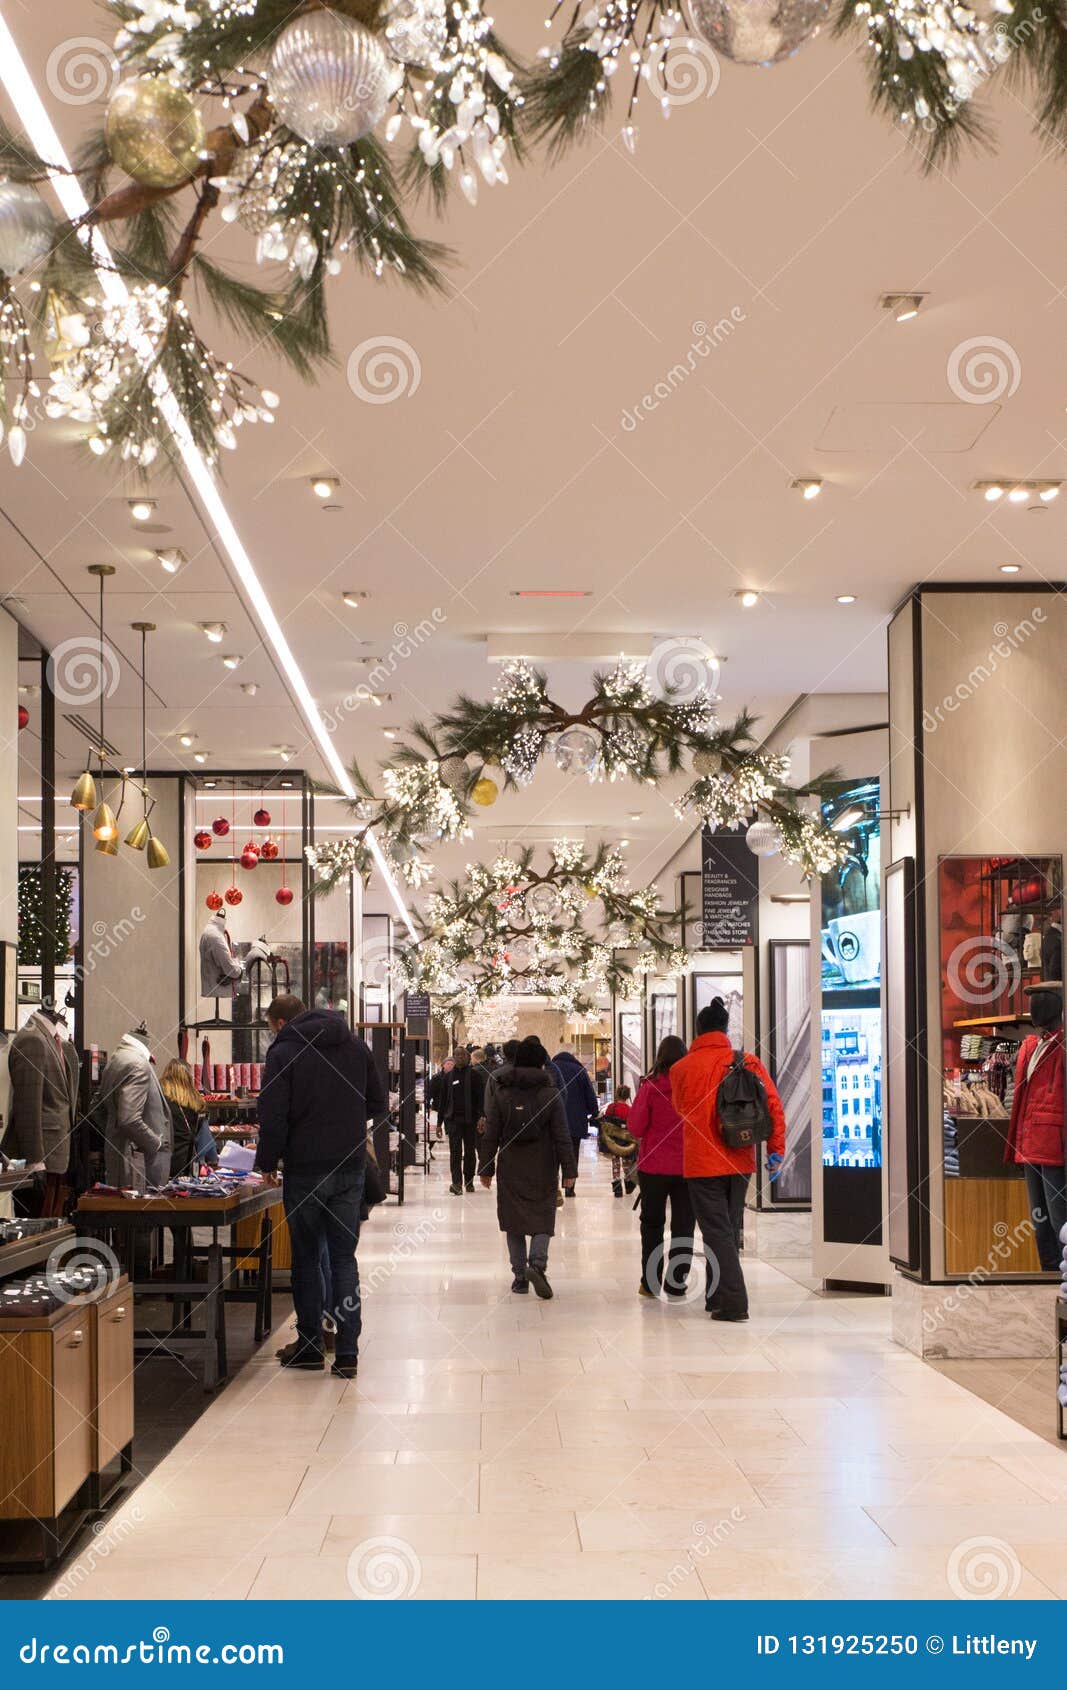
top-left (553, 728), bottom-right (600, 777)
top-left (383, 0), bottom-right (449, 66)
top-left (260, 838), bottom-right (279, 861)
top-left (689, 0), bottom-right (833, 66)
top-left (105, 77), bottom-right (206, 189)
top-left (693, 748), bottom-right (723, 777)
top-left (194, 829), bottom-right (213, 850)
top-left (438, 756), bottom-right (470, 792)
top-left (212, 816), bottom-right (230, 837)
top-left (0, 183), bottom-right (55, 278)
top-left (253, 807), bottom-right (271, 828)
top-left (242, 839), bottom-right (261, 858)
top-left (240, 847), bottom-right (259, 871)
top-left (275, 885), bottom-right (294, 907)
top-left (224, 885), bottom-right (243, 906)
top-left (745, 819), bottom-right (781, 858)
top-left (525, 883), bottom-right (562, 921)
top-left (206, 891), bottom-right (224, 912)
top-left (17, 704), bottom-right (29, 731)
top-left (471, 776), bottom-right (499, 807)
top-left (268, 12), bottom-right (394, 149)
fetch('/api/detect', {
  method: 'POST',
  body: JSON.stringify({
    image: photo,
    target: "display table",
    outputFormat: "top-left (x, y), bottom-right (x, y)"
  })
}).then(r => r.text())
top-left (77, 1185), bottom-right (282, 1391)
top-left (0, 1219), bottom-right (74, 1280)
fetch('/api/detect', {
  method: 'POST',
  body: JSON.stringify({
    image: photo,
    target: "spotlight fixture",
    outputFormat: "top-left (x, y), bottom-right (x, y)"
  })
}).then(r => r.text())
top-left (984, 485), bottom-right (1004, 502)
top-left (880, 292), bottom-right (926, 322)
top-left (155, 547), bottom-right (185, 574)
top-left (791, 478), bottom-right (822, 500)
top-left (999, 563), bottom-right (1022, 574)
top-left (342, 591), bottom-right (367, 609)
top-left (975, 480), bottom-right (1061, 503)
top-left (241, 681), bottom-right (259, 696)
top-left (618, 837), bottom-right (630, 849)
top-left (128, 498), bottom-right (156, 522)
top-left (276, 745), bottom-right (295, 762)
top-left (1041, 485), bottom-right (1060, 502)
top-left (178, 732), bottom-right (196, 748)
top-left (382, 727), bottom-right (398, 740)
top-left (734, 589), bottom-right (760, 608)
top-left (199, 622), bottom-right (226, 642)
top-left (221, 653), bottom-right (241, 670)
top-left (1008, 486), bottom-right (1029, 504)
top-left (204, 780), bottom-right (217, 789)
top-left (628, 811), bottom-right (642, 821)
top-left (836, 594), bottom-right (857, 604)
top-left (311, 476), bottom-right (339, 499)
top-left (193, 752), bottom-right (209, 764)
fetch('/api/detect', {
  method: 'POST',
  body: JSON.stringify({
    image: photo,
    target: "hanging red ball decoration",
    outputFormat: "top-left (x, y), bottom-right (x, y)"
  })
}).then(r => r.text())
top-left (224, 885), bottom-right (243, 906)
top-left (253, 808), bottom-right (271, 828)
top-left (17, 705), bottom-right (29, 731)
top-left (275, 886), bottom-right (294, 907)
top-left (194, 830), bottom-right (213, 850)
top-left (212, 817), bottom-right (230, 837)
top-left (205, 891), bottom-right (224, 912)
top-left (240, 847), bottom-right (259, 871)
top-left (260, 839), bottom-right (279, 861)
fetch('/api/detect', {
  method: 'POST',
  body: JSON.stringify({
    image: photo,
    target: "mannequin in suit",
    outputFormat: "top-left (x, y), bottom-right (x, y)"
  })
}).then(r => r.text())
top-left (98, 1022), bottom-right (171, 1191)
top-left (2, 1004), bottom-right (80, 1215)
top-left (199, 912), bottom-right (243, 999)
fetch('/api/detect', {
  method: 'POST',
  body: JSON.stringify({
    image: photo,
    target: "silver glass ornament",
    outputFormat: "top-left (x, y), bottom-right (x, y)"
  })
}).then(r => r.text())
top-left (692, 748), bottom-right (723, 777)
top-left (439, 755), bottom-right (471, 791)
top-left (0, 183), bottom-right (55, 277)
top-left (383, 0), bottom-right (449, 67)
top-left (525, 883), bottom-right (562, 921)
top-left (268, 12), bottom-right (393, 148)
top-left (745, 819), bottom-right (780, 857)
top-left (689, 0), bottom-right (832, 65)
top-left (553, 727), bottom-right (600, 776)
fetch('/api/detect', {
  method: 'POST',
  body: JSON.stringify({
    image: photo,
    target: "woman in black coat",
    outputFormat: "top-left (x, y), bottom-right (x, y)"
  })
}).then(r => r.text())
top-left (479, 1037), bottom-right (577, 1299)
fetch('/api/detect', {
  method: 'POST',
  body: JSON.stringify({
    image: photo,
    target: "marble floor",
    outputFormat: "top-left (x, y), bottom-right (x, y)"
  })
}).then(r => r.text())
top-left (48, 1145), bottom-right (1067, 1602)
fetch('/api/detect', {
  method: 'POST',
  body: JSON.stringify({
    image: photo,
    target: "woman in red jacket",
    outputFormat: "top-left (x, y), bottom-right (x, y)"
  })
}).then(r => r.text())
top-left (628, 1036), bottom-right (695, 1299)
top-left (1004, 987), bottom-right (1066, 1271)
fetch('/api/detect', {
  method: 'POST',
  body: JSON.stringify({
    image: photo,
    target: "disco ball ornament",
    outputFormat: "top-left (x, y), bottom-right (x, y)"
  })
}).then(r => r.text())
top-left (471, 777), bottom-right (499, 807)
top-left (693, 748), bottom-right (723, 777)
top-left (212, 817), bottom-right (230, 837)
top-left (253, 808), bottom-right (271, 828)
top-left (0, 182), bottom-right (55, 277)
top-left (553, 728), bottom-right (600, 776)
top-left (438, 756), bottom-right (470, 792)
top-left (194, 830), bottom-right (212, 850)
top-left (224, 885), bottom-right (243, 907)
top-left (268, 12), bottom-right (393, 148)
top-left (105, 77), bottom-right (206, 189)
top-left (260, 839), bottom-right (279, 861)
top-left (745, 819), bottom-right (781, 857)
top-left (689, 0), bottom-right (832, 65)
top-left (526, 883), bottom-right (561, 921)
top-left (275, 886), bottom-right (294, 907)
top-left (205, 891), bottom-right (224, 912)
top-left (240, 848), bottom-right (259, 871)
top-left (506, 936), bottom-right (534, 970)
top-left (383, 0), bottom-right (449, 66)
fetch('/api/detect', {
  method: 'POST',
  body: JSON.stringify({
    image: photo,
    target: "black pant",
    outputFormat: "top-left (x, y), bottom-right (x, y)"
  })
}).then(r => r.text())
top-left (638, 1171), bottom-right (695, 1294)
top-left (688, 1174), bottom-right (750, 1316)
top-left (448, 1122), bottom-right (478, 1187)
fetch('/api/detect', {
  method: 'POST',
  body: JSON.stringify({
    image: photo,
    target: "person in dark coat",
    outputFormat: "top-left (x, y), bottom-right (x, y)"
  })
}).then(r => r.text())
top-left (548, 1044), bottom-right (599, 1196)
top-left (480, 1037), bottom-right (577, 1299)
top-left (440, 1046), bottom-right (487, 1195)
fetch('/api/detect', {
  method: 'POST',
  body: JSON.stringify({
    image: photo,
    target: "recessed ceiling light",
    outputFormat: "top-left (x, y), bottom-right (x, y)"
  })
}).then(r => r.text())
top-left (836, 594), bottom-right (857, 604)
top-left (1040, 484), bottom-right (1060, 502)
top-left (241, 681), bottom-right (259, 696)
top-left (976, 479), bottom-right (1061, 503)
top-left (734, 589), bottom-right (760, 608)
top-left (1008, 486), bottom-right (1029, 504)
top-left (193, 752), bottom-right (209, 764)
top-left (383, 727), bottom-right (398, 740)
top-left (128, 498), bottom-right (156, 521)
top-left (791, 478), bottom-right (822, 500)
top-left (199, 621), bottom-right (226, 642)
top-left (178, 732), bottom-right (196, 747)
top-left (280, 779), bottom-right (294, 788)
top-left (342, 591), bottom-right (366, 609)
top-left (221, 653), bottom-right (241, 669)
top-left (628, 811), bottom-right (642, 821)
top-left (311, 476), bottom-right (339, 499)
top-left (618, 837), bottom-right (630, 848)
top-left (999, 563), bottom-right (1022, 574)
top-left (277, 746), bottom-right (294, 762)
top-left (880, 292), bottom-right (926, 323)
top-left (155, 547), bottom-right (185, 573)
top-left (984, 485), bottom-right (1004, 502)
top-left (204, 780), bottom-right (216, 789)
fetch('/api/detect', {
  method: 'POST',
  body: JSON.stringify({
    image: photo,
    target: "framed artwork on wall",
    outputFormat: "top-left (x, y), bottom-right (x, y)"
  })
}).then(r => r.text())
top-left (768, 939), bottom-right (812, 1207)
top-left (690, 972), bottom-right (744, 1046)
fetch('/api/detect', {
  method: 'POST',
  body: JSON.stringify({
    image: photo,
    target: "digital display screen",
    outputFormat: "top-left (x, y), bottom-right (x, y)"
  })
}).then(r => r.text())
top-left (820, 780), bottom-right (882, 1172)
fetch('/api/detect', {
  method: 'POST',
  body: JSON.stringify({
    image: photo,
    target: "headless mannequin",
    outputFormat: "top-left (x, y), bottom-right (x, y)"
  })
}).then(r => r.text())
top-left (1006, 987), bottom-right (1066, 1271)
top-left (100, 1021), bottom-right (171, 1191)
top-left (1, 999), bottom-right (79, 1216)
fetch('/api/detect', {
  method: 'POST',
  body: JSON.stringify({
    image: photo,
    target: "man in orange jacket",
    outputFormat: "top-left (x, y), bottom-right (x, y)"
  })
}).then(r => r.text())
top-left (670, 998), bottom-right (787, 1321)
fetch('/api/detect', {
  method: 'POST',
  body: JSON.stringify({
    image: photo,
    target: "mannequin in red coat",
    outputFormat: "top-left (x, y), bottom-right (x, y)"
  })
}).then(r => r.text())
top-left (1005, 987), bottom-right (1065, 1271)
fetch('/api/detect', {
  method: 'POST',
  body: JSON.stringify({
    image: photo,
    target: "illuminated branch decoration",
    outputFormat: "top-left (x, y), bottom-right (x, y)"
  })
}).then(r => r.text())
top-left (307, 658), bottom-right (847, 890)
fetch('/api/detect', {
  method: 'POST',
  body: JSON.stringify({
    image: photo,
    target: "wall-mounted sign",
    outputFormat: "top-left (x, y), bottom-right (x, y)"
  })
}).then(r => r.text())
top-left (404, 992), bottom-right (431, 1022)
top-left (701, 827), bottom-right (758, 948)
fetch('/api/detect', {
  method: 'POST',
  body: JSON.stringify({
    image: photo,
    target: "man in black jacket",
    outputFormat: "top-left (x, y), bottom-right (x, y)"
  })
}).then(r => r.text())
top-left (255, 995), bottom-right (385, 1377)
top-left (441, 1046), bottom-right (487, 1194)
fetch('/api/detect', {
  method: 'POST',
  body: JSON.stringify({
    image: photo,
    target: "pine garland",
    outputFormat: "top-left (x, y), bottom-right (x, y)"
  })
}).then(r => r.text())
top-left (17, 866), bottom-right (75, 970)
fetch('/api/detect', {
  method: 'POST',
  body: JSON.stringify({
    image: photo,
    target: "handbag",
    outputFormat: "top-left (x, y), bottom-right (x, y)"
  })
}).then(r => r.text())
top-left (362, 1155), bottom-right (387, 1210)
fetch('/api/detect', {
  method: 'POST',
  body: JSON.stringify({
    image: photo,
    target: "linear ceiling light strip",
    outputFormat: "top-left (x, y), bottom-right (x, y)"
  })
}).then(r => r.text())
top-left (0, 14), bottom-right (415, 938)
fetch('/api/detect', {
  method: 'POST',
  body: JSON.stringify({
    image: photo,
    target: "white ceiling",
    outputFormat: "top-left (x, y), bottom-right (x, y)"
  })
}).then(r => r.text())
top-left (4, 0), bottom-right (1066, 898)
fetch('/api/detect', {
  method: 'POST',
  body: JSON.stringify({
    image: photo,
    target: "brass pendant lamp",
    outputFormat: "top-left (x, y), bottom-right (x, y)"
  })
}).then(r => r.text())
top-left (71, 564), bottom-right (116, 815)
top-left (128, 621), bottom-right (169, 869)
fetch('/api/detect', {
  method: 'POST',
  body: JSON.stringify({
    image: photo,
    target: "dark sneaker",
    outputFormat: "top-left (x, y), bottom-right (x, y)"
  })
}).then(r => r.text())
top-left (277, 1340), bottom-right (325, 1370)
top-left (565, 1187), bottom-right (576, 1199)
top-left (449, 1183), bottom-right (463, 1195)
top-left (612, 1179), bottom-right (623, 1198)
top-left (638, 1280), bottom-right (655, 1299)
top-left (511, 1276), bottom-right (529, 1294)
top-left (527, 1264), bottom-right (553, 1300)
top-left (332, 1356), bottom-right (358, 1378)
top-left (710, 1309), bottom-right (749, 1323)
top-left (321, 1321), bottom-right (336, 1354)
top-left (624, 1179), bottom-right (636, 1195)
top-left (465, 1181), bottom-right (475, 1192)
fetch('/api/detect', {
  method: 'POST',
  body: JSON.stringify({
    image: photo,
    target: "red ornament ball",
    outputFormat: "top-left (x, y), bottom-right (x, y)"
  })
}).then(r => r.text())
top-left (224, 885), bottom-right (243, 907)
top-left (275, 886), bottom-right (294, 907)
top-left (194, 830), bottom-right (212, 850)
top-left (260, 839), bottom-right (279, 861)
top-left (17, 705), bottom-right (29, 731)
top-left (242, 839), bottom-right (261, 858)
top-left (205, 892), bottom-right (224, 912)
top-left (253, 808), bottom-right (271, 828)
top-left (240, 847), bottom-right (259, 871)
top-left (212, 817), bottom-right (230, 837)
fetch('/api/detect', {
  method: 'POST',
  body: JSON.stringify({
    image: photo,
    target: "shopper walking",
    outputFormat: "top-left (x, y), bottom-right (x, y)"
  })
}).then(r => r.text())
top-left (441, 1046), bottom-right (487, 1194)
top-left (670, 999), bottom-right (786, 1322)
top-left (548, 1044), bottom-right (599, 1196)
top-left (629, 1037), bottom-right (695, 1299)
top-left (480, 1037), bottom-right (577, 1298)
top-left (255, 994), bottom-right (385, 1377)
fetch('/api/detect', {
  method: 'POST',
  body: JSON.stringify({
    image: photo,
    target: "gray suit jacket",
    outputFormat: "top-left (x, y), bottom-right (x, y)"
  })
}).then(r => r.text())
top-left (2, 1013), bottom-right (79, 1174)
top-left (100, 1036), bottom-right (171, 1191)
top-left (199, 920), bottom-right (242, 998)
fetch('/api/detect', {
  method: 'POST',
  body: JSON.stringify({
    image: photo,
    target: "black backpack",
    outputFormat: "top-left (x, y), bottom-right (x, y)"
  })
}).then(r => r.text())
top-left (503, 1091), bottom-right (548, 1147)
top-left (716, 1052), bottom-right (773, 1149)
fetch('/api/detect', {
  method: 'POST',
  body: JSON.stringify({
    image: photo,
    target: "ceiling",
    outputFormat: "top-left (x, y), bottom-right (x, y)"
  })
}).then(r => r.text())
top-left (4, 0), bottom-right (1066, 900)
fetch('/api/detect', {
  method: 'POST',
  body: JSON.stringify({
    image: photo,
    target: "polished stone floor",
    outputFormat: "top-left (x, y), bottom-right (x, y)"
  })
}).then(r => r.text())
top-left (47, 1144), bottom-right (1067, 1601)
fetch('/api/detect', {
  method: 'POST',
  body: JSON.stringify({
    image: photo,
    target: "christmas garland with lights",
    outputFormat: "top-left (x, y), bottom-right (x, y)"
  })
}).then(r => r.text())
top-left (308, 658), bottom-right (847, 891)
top-left (0, 0), bottom-right (522, 470)
top-left (395, 841), bottom-right (688, 1017)
top-left (17, 865), bottom-right (75, 970)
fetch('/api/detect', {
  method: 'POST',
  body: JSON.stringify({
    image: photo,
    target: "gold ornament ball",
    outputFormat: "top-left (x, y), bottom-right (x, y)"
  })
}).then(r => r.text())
top-left (106, 78), bottom-right (206, 190)
top-left (471, 777), bottom-right (499, 807)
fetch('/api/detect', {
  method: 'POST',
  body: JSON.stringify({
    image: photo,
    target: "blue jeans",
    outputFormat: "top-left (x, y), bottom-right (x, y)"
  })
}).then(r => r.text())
top-left (1022, 1163), bottom-right (1067, 1271)
top-left (283, 1164), bottom-right (365, 1360)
